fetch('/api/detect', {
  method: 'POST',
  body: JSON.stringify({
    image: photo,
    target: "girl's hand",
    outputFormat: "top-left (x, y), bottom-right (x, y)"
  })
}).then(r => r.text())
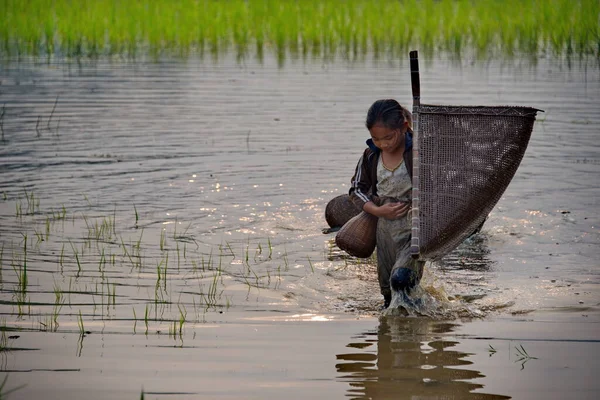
top-left (375, 202), bottom-right (410, 220)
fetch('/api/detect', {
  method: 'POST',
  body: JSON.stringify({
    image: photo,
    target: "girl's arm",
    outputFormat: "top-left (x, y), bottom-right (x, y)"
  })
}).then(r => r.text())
top-left (349, 150), bottom-right (373, 209)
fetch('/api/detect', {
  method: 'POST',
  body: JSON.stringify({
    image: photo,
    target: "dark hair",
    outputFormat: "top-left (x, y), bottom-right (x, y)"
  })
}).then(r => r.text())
top-left (365, 99), bottom-right (413, 131)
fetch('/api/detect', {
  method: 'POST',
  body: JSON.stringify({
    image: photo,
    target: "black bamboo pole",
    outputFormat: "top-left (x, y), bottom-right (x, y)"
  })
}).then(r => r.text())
top-left (409, 50), bottom-right (421, 258)
top-left (409, 50), bottom-right (420, 107)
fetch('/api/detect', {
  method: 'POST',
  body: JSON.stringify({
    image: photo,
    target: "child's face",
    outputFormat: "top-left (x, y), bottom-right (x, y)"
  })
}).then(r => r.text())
top-left (369, 124), bottom-right (405, 153)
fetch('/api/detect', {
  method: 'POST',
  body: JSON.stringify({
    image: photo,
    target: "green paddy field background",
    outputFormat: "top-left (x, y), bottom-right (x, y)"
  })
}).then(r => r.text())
top-left (1, 0), bottom-right (598, 62)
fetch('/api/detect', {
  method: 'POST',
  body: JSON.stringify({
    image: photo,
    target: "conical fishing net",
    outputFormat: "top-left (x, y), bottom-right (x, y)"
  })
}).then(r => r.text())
top-left (410, 104), bottom-right (540, 261)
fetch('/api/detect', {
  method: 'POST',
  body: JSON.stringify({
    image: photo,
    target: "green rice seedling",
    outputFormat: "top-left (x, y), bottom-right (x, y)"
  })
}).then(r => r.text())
top-left (177, 304), bottom-right (186, 337)
top-left (101, 216), bottom-right (114, 242)
top-left (52, 282), bottom-right (65, 330)
top-left (120, 235), bottom-right (137, 269)
top-left (244, 238), bottom-right (250, 265)
top-left (111, 205), bottom-right (117, 235)
top-left (163, 253), bottom-right (168, 291)
top-left (168, 320), bottom-right (176, 339)
top-left (246, 262), bottom-right (260, 287)
top-left (283, 248), bottom-right (289, 271)
top-left (514, 344), bottom-right (537, 369)
top-left (82, 214), bottom-right (92, 239)
top-left (69, 240), bottom-right (82, 277)
top-left (133, 204), bottom-right (139, 228)
top-left (132, 307), bottom-right (137, 334)
top-left (25, 189), bottom-right (38, 215)
top-left (203, 249), bottom-right (214, 271)
top-left (14, 234), bottom-right (28, 295)
top-left (155, 262), bottom-right (163, 302)
top-left (134, 228), bottom-right (143, 251)
top-left (77, 310), bottom-right (85, 335)
top-left (22, 189), bottom-right (29, 213)
top-left (276, 265), bottom-right (282, 289)
top-left (160, 229), bottom-right (166, 251)
top-left (83, 194), bottom-right (92, 208)
top-left (176, 241), bottom-right (181, 270)
top-left (267, 237), bottom-right (273, 260)
top-left (68, 277), bottom-right (73, 307)
top-left (39, 316), bottom-right (50, 332)
top-left (2, 191), bottom-right (6, 201)
top-left (144, 304), bottom-right (149, 335)
top-left (255, 241), bottom-right (263, 261)
top-left (181, 221), bottom-right (193, 239)
top-left (98, 247), bottom-right (105, 278)
top-left (218, 247), bottom-right (223, 273)
top-left (206, 270), bottom-right (221, 307)
top-left (488, 344), bottom-right (497, 355)
top-left (307, 256), bottom-right (314, 273)
top-left (241, 271), bottom-right (252, 291)
top-left (102, 279), bottom-right (109, 314)
top-left (221, 242), bottom-right (232, 259)
top-left (45, 216), bottom-right (51, 240)
top-left (59, 243), bottom-right (65, 271)
top-left (34, 228), bottom-right (44, 244)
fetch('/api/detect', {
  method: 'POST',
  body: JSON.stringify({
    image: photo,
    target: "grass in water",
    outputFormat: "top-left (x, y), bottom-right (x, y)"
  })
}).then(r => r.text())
top-left (1, 188), bottom-right (309, 349)
top-left (0, 0), bottom-right (597, 63)
top-left (514, 344), bottom-right (538, 369)
top-left (77, 310), bottom-right (85, 335)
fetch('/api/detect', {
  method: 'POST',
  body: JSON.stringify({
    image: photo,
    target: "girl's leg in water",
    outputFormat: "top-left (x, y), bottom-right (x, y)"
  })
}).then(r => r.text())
top-left (376, 220), bottom-right (395, 307)
top-left (390, 240), bottom-right (424, 294)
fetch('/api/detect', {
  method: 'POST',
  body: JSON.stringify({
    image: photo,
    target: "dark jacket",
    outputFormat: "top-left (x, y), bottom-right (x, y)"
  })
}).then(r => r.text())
top-left (349, 131), bottom-right (414, 210)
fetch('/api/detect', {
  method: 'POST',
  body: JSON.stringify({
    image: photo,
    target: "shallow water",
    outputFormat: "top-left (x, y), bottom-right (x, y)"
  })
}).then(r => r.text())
top-left (0, 53), bottom-right (599, 399)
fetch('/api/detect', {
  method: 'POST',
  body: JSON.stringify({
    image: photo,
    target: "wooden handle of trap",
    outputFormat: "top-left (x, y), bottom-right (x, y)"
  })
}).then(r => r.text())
top-left (409, 50), bottom-right (420, 107)
top-left (409, 50), bottom-right (421, 259)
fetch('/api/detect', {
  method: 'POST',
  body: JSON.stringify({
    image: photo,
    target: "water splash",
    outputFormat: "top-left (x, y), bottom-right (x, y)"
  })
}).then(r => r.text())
top-left (384, 284), bottom-right (487, 319)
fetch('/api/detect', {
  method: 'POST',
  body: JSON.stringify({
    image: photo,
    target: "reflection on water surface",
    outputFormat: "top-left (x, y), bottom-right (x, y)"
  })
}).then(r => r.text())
top-left (337, 317), bottom-right (510, 399)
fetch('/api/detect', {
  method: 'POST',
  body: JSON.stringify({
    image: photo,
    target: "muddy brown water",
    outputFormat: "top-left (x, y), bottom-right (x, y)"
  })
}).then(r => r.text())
top-left (0, 54), bottom-right (599, 399)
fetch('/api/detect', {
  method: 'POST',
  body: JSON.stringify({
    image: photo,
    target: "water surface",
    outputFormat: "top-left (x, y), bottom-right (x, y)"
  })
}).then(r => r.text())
top-left (0, 54), bottom-right (599, 399)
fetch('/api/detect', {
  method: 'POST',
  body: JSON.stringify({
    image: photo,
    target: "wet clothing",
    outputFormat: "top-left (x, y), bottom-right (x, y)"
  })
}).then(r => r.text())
top-left (349, 131), bottom-right (424, 299)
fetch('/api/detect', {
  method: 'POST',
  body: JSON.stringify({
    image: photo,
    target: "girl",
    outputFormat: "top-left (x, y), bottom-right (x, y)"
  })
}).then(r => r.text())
top-left (349, 99), bottom-right (425, 309)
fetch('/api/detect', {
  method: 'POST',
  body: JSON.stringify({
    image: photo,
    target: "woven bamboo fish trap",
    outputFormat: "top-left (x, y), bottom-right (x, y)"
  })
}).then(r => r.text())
top-left (335, 210), bottom-right (378, 258)
top-left (325, 194), bottom-right (362, 229)
top-left (408, 50), bottom-right (542, 261)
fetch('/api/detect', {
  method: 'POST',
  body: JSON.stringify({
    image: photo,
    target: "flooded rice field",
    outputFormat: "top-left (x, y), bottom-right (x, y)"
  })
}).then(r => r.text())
top-left (0, 54), bottom-right (599, 399)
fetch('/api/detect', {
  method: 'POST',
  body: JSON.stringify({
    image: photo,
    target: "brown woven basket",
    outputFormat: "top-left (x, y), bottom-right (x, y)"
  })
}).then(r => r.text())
top-left (335, 211), bottom-right (378, 258)
top-left (325, 194), bottom-right (362, 229)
